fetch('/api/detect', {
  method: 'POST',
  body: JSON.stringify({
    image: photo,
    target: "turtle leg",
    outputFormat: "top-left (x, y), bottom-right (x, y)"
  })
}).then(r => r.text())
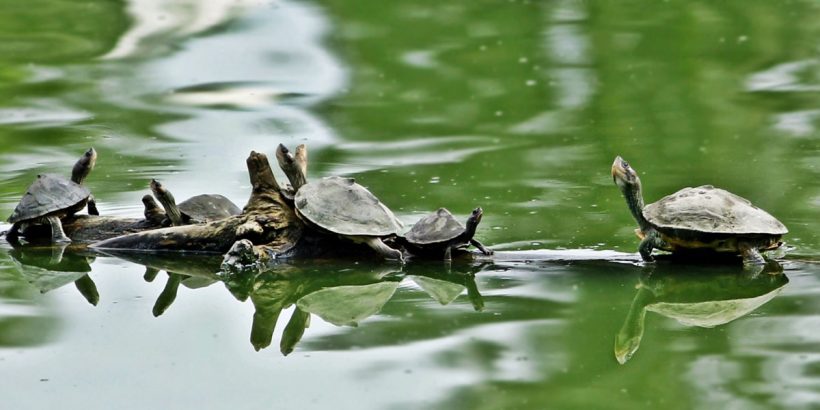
top-left (87, 195), bottom-right (100, 216)
top-left (470, 239), bottom-right (493, 256)
top-left (638, 230), bottom-right (664, 262)
top-left (362, 237), bottom-right (404, 262)
top-left (4, 223), bottom-right (21, 243)
top-left (46, 215), bottom-right (71, 243)
top-left (739, 242), bottom-right (766, 266)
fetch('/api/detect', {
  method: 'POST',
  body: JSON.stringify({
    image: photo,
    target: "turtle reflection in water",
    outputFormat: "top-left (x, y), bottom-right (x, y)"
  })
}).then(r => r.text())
top-left (614, 263), bottom-right (788, 364)
top-left (8, 245), bottom-right (99, 306)
top-left (611, 156), bottom-right (787, 265)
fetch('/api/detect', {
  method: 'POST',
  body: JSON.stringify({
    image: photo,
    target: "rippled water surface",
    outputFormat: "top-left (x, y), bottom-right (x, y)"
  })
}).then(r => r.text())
top-left (1, 1), bottom-right (820, 409)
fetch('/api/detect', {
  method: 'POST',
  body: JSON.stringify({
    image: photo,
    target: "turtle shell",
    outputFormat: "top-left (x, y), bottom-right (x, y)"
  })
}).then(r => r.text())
top-left (405, 208), bottom-right (464, 245)
top-left (178, 194), bottom-right (241, 222)
top-left (294, 176), bottom-right (402, 236)
top-left (643, 185), bottom-right (787, 235)
top-left (7, 174), bottom-right (90, 223)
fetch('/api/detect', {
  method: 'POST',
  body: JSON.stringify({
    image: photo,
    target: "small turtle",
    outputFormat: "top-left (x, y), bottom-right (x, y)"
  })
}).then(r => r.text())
top-left (294, 176), bottom-right (404, 261)
top-left (403, 207), bottom-right (493, 259)
top-left (612, 156), bottom-right (787, 265)
top-left (6, 148), bottom-right (99, 243)
top-left (146, 179), bottom-right (241, 226)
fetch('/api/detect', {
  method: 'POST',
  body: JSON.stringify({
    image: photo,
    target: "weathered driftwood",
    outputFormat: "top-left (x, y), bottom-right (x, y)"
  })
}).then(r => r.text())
top-left (90, 151), bottom-right (303, 254)
top-left (56, 215), bottom-right (158, 243)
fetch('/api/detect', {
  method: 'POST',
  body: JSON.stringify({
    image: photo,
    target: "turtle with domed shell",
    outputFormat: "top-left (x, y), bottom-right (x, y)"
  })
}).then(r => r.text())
top-left (611, 156), bottom-right (787, 265)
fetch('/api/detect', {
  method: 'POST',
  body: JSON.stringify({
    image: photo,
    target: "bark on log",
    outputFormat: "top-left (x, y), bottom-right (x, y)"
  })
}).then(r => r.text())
top-left (90, 151), bottom-right (303, 254)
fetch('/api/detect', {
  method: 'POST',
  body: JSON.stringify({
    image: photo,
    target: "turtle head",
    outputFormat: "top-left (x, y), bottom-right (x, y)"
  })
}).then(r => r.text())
top-left (71, 147), bottom-right (97, 184)
top-left (611, 156), bottom-right (640, 190)
top-left (612, 156), bottom-right (649, 230)
top-left (466, 207), bottom-right (484, 231)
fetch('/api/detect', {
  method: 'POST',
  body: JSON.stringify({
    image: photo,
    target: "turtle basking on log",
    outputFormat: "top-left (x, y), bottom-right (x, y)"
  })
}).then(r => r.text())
top-left (274, 143), bottom-right (404, 262)
top-left (293, 176), bottom-right (404, 262)
top-left (611, 156), bottom-right (787, 265)
top-left (5, 148), bottom-right (99, 244)
top-left (145, 179), bottom-right (241, 226)
top-left (12, 143), bottom-right (491, 268)
top-left (401, 207), bottom-right (493, 259)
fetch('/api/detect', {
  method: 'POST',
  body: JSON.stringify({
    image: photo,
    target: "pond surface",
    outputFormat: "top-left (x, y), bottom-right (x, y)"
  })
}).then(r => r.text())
top-left (1, 1), bottom-right (820, 408)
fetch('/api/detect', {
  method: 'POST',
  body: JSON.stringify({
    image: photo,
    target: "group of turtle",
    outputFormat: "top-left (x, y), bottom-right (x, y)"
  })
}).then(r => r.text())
top-left (3, 146), bottom-right (495, 262)
top-left (3, 147), bottom-right (789, 266)
top-left (276, 144), bottom-right (494, 262)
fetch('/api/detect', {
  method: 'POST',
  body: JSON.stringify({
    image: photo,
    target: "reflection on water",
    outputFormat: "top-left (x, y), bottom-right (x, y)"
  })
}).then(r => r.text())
top-left (7, 245), bottom-right (489, 356)
top-left (615, 261), bottom-right (788, 364)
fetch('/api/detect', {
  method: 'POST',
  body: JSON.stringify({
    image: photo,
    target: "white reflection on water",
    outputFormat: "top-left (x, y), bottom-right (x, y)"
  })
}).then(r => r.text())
top-left (745, 59), bottom-right (820, 93)
top-left (771, 110), bottom-right (820, 138)
top-left (91, 0), bottom-right (346, 206)
top-left (103, 0), bottom-right (262, 60)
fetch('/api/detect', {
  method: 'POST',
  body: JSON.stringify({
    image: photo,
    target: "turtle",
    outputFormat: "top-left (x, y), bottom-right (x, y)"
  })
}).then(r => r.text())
top-left (5, 148), bottom-right (99, 243)
top-left (294, 176), bottom-right (404, 261)
top-left (611, 156), bottom-right (788, 265)
top-left (146, 179), bottom-right (241, 226)
top-left (402, 207), bottom-right (493, 259)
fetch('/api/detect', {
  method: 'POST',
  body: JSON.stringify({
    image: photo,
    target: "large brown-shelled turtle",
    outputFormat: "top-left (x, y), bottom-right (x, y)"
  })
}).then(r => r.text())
top-left (403, 207), bottom-right (493, 259)
top-left (294, 176), bottom-right (404, 261)
top-left (6, 148), bottom-right (99, 243)
top-left (611, 156), bottom-right (787, 265)
top-left (146, 179), bottom-right (241, 226)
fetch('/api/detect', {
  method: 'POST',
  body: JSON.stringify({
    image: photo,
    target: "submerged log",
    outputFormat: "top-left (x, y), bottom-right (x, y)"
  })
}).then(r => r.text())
top-left (90, 151), bottom-right (303, 254)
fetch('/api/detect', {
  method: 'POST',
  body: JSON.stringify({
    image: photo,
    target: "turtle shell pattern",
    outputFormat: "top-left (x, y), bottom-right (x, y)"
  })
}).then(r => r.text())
top-left (7, 174), bottom-right (90, 223)
top-left (643, 185), bottom-right (787, 235)
top-left (294, 176), bottom-right (401, 236)
top-left (405, 208), bottom-right (465, 245)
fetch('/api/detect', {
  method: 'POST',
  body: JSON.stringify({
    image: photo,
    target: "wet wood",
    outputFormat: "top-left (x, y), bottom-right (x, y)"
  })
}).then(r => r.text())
top-left (88, 151), bottom-right (303, 254)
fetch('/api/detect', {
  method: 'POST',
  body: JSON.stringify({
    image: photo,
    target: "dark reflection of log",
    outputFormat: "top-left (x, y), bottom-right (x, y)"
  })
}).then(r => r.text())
top-left (93, 250), bottom-right (223, 317)
top-left (615, 260), bottom-right (788, 364)
top-left (280, 307), bottom-right (310, 356)
top-left (152, 273), bottom-right (183, 317)
top-left (73, 274), bottom-right (100, 306)
top-left (224, 263), bottom-right (401, 352)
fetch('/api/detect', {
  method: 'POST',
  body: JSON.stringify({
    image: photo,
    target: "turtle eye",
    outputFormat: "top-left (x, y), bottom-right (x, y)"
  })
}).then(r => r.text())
top-left (622, 160), bottom-right (630, 169)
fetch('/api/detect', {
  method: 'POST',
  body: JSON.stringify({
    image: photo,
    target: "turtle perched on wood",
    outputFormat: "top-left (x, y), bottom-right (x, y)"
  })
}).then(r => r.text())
top-left (402, 207), bottom-right (493, 259)
top-left (611, 156), bottom-right (787, 265)
top-left (147, 179), bottom-right (241, 226)
top-left (294, 176), bottom-right (404, 261)
top-left (5, 148), bottom-right (99, 243)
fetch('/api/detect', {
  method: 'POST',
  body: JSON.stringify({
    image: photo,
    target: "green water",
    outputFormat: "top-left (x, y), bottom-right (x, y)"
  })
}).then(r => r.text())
top-left (1, 1), bottom-right (819, 408)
